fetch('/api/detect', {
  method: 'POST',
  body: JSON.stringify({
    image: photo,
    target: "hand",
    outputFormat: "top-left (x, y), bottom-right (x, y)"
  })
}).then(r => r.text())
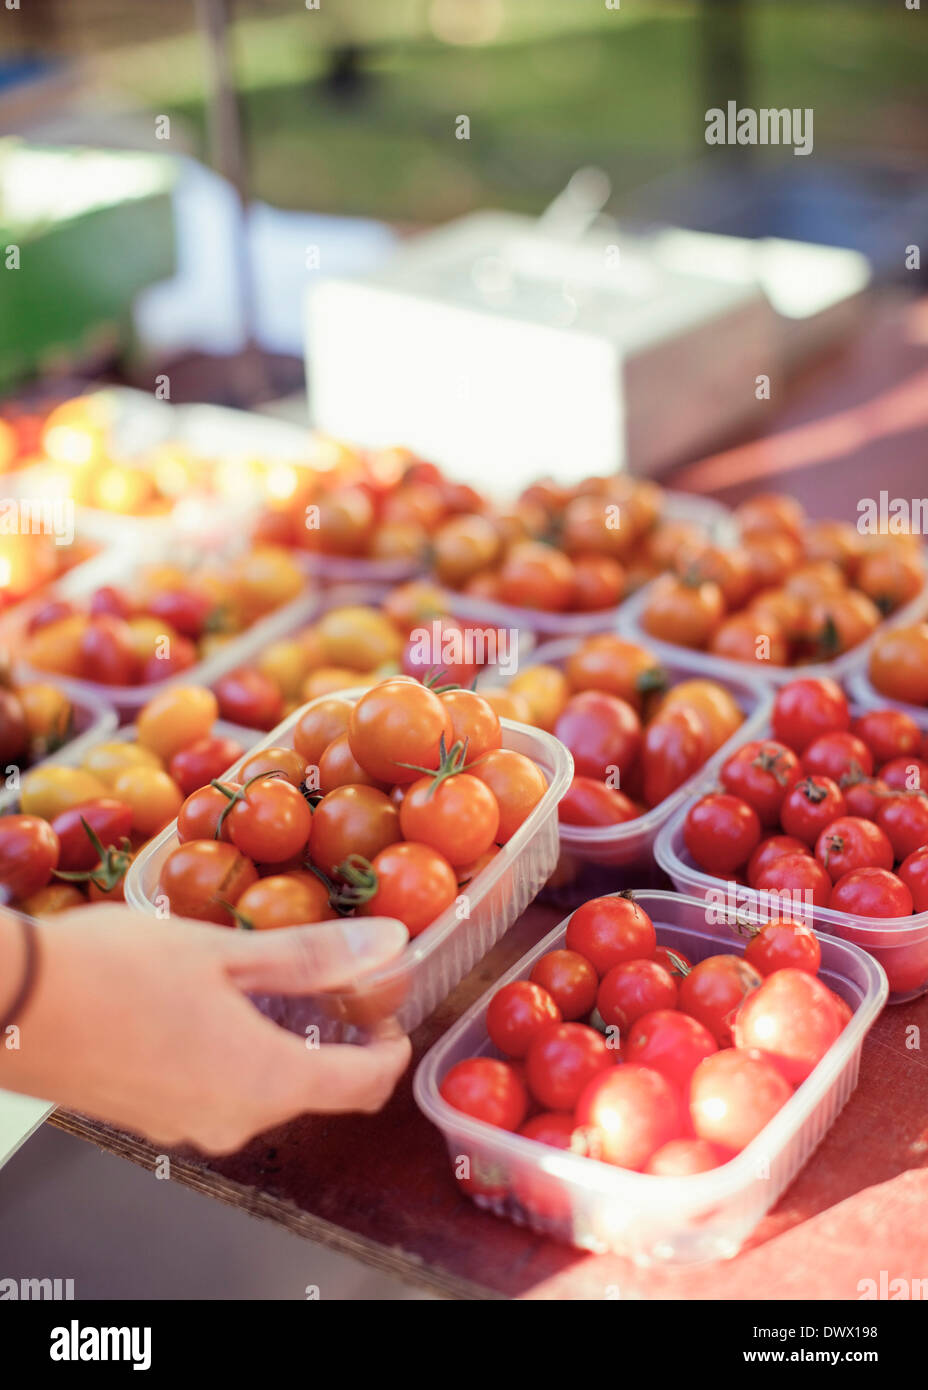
top-left (0, 906), bottom-right (412, 1154)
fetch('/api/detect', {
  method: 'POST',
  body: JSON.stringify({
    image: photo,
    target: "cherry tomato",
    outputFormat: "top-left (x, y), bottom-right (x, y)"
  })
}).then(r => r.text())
top-left (780, 777), bottom-right (847, 846)
top-left (214, 668), bottom-right (284, 730)
top-left (0, 815), bottom-right (59, 900)
top-left (177, 782), bottom-right (240, 843)
top-left (623, 1009), bottom-right (717, 1091)
top-left (815, 816), bottom-right (893, 881)
top-left (518, 1112), bottom-right (584, 1151)
top-left (641, 706), bottom-right (707, 808)
top-left (437, 689), bottom-right (501, 762)
top-left (498, 541), bottom-right (575, 612)
top-left (507, 664), bottom-right (569, 731)
top-left (348, 680), bottom-right (453, 784)
top-left (139, 633), bottom-right (198, 685)
top-left (830, 867), bottom-right (913, 918)
top-left (308, 785), bottom-right (400, 877)
top-left (869, 624), bottom-right (928, 705)
top-left (733, 968), bottom-right (843, 1084)
top-left (90, 586), bottom-right (134, 618)
top-left (529, 949), bottom-right (599, 1020)
top-left (525, 1022), bottom-right (614, 1111)
top-left (564, 634), bottom-right (665, 712)
top-left (169, 736), bottom-right (245, 798)
top-left (754, 852), bottom-right (833, 910)
top-left (641, 575), bottom-right (724, 649)
top-left (401, 616), bottom-right (478, 686)
top-left (720, 740), bottom-right (801, 827)
top-left (553, 691), bottom-right (641, 781)
top-left (78, 615), bottom-right (141, 686)
top-left (111, 767), bottom-right (184, 838)
top-left (557, 777), bottom-right (639, 827)
top-left (468, 748), bottom-right (547, 842)
top-left (145, 588), bottom-right (213, 639)
top-left (51, 798), bottom-right (133, 873)
top-left (226, 776), bottom-right (313, 863)
top-left (20, 766), bottom-right (107, 821)
top-left (596, 959), bottom-right (678, 1032)
top-left (899, 845), bottom-right (928, 912)
top-left (876, 793), bottom-right (928, 862)
top-left (690, 1049), bottom-right (793, 1152)
top-left (771, 677), bottom-right (850, 754)
top-left (439, 1057), bottom-right (528, 1131)
top-left (879, 757), bottom-right (928, 794)
top-left (233, 872), bottom-right (330, 930)
top-left (683, 793), bottom-right (761, 876)
top-left (136, 686), bottom-right (219, 761)
top-left (575, 1064), bottom-right (683, 1170)
top-left (0, 689), bottom-right (28, 763)
top-left (237, 746), bottom-right (306, 789)
top-left (158, 840), bottom-right (258, 924)
top-left (645, 1138), bottom-right (732, 1176)
top-left (852, 709), bottom-right (923, 766)
top-left (678, 954), bottom-right (762, 1047)
top-left (399, 772), bottom-right (499, 867)
top-left (801, 731), bottom-right (873, 783)
top-left (19, 882), bottom-right (86, 916)
top-left (292, 698), bottom-right (352, 765)
top-left (317, 732), bottom-right (386, 793)
top-left (843, 775), bottom-right (891, 822)
top-left (486, 981), bottom-right (562, 1059)
top-left (746, 835), bottom-right (811, 888)
top-left (565, 895), bottom-right (657, 977)
top-left (357, 841), bottom-right (457, 938)
top-left (743, 919), bottom-right (821, 977)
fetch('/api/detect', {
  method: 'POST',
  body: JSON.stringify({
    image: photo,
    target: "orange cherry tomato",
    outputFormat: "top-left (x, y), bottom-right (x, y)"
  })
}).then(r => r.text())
top-left (400, 772), bottom-right (500, 867)
top-left (309, 785), bottom-right (401, 877)
top-left (641, 575), bottom-right (724, 649)
top-left (468, 748), bottom-right (548, 841)
top-left (348, 679), bottom-right (454, 784)
top-left (357, 841), bottom-right (457, 938)
top-left (292, 697), bottom-right (352, 764)
top-left (158, 840), bottom-right (258, 924)
top-left (234, 871), bottom-right (330, 930)
top-left (497, 542), bottom-right (576, 612)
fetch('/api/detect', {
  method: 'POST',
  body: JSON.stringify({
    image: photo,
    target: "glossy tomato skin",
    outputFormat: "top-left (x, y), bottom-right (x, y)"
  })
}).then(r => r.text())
top-left (227, 777), bottom-right (313, 863)
top-left (653, 944), bottom-right (692, 977)
top-left (234, 872), bottom-right (330, 930)
top-left (744, 919), bottom-right (821, 977)
top-left (640, 706), bottom-right (706, 808)
top-left (308, 785), bottom-right (400, 878)
top-left (564, 896), bottom-right (656, 977)
top-left (349, 680), bottom-right (453, 785)
top-left (843, 776), bottom-right (891, 822)
top-left (238, 747), bottom-right (308, 788)
top-left (575, 1064), bottom-right (684, 1170)
top-left (529, 949), bottom-right (599, 1020)
top-left (645, 1138), bottom-right (733, 1176)
top-left (553, 691), bottom-right (641, 781)
top-left (683, 793), bottom-right (761, 877)
top-left (358, 842), bottom-right (457, 938)
top-left (51, 798), bottom-right (133, 873)
top-left (754, 852), bottom-right (833, 910)
top-left (317, 733), bottom-right (385, 793)
top-left (292, 698), bottom-right (352, 765)
top-left (746, 835), bottom-right (811, 888)
top-left (468, 748), bottom-right (547, 842)
top-left (158, 840), bottom-right (258, 924)
top-left (771, 677), bottom-right (850, 754)
top-left (0, 815), bottom-right (60, 900)
top-left (596, 959), bottom-right (678, 1032)
top-left (440, 1058), bottom-right (528, 1131)
top-left (733, 968), bottom-right (842, 1084)
top-left (557, 776), bottom-right (639, 827)
top-left (214, 669), bottom-right (284, 731)
top-left (438, 689), bottom-right (501, 762)
top-left (780, 777), bottom-right (847, 846)
top-left (801, 731), bottom-right (873, 783)
top-left (169, 737), bottom-right (245, 798)
top-left (525, 1022), bottom-right (614, 1111)
top-left (486, 981), bottom-right (561, 1059)
top-left (177, 782), bottom-right (240, 843)
top-left (677, 954), bottom-right (762, 1047)
top-left (518, 1112), bottom-right (584, 1150)
top-left (879, 757), bottom-right (928, 794)
top-left (139, 635), bottom-right (198, 684)
top-left (852, 709), bottom-right (922, 766)
top-left (814, 815), bottom-right (893, 881)
top-left (689, 1049), bottom-right (793, 1152)
top-left (830, 867), bottom-right (913, 918)
top-left (79, 615), bottom-right (141, 686)
top-left (399, 773), bottom-right (499, 867)
top-left (720, 740), bottom-right (801, 827)
top-left (876, 793), bottom-right (928, 862)
top-left (624, 1009), bottom-right (717, 1091)
top-left (899, 845), bottom-right (928, 912)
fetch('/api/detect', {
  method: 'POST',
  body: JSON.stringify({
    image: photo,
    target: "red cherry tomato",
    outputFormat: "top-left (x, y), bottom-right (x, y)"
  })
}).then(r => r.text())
top-left (399, 772), bottom-right (499, 867)
top-left (623, 1008), bottom-right (717, 1091)
top-left (720, 740), bottom-right (801, 827)
top-left (830, 867), bottom-right (913, 918)
top-left (640, 706), bottom-right (708, 808)
top-left (899, 845), bottom-right (928, 912)
top-left (743, 919), bottom-right (821, 977)
top-left (525, 1022), bottom-right (614, 1111)
top-left (89, 585), bottom-right (134, 619)
top-left (158, 839), bottom-right (258, 924)
top-left (653, 944), bottom-right (692, 977)
top-left (553, 691), bottom-right (642, 781)
top-left (564, 895), bottom-right (657, 977)
top-left (677, 953), bottom-right (762, 1046)
top-left (683, 793), bottom-right (761, 877)
top-left (733, 968), bottom-right (843, 1084)
top-left (51, 798), bottom-right (133, 873)
top-left (140, 634), bottom-right (197, 684)
top-left (852, 709), bottom-right (923, 766)
top-left (771, 677), bottom-right (850, 754)
top-left (842, 775), bottom-right (891, 821)
top-left (801, 731), bottom-right (873, 783)
top-left (0, 815), bottom-right (60, 900)
top-left (558, 776), bottom-right (639, 827)
top-left (145, 588), bottom-right (213, 639)
top-left (876, 793), bottom-right (928, 862)
top-left (780, 777), bottom-right (847, 846)
top-left (439, 1057), bottom-right (528, 1131)
top-left (529, 949), bottom-right (599, 1020)
top-left (79, 615), bottom-right (141, 686)
top-left (357, 841), bottom-right (457, 938)
top-left (438, 688), bottom-right (501, 763)
top-left (746, 835), bottom-right (811, 888)
top-left (645, 1138), bottom-right (733, 1176)
top-left (815, 815), bottom-right (894, 881)
top-left (177, 782), bottom-right (240, 843)
top-left (402, 616), bottom-right (478, 686)
top-left (690, 1049), bottom-right (793, 1152)
top-left (596, 959), bottom-right (678, 1032)
top-left (575, 1064), bottom-right (684, 1170)
top-left (486, 981), bottom-right (561, 1059)
top-left (878, 757), bottom-right (928, 794)
top-left (518, 1112), bottom-right (584, 1151)
top-left (226, 776), bottom-right (313, 863)
top-left (349, 680), bottom-right (454, 785)
top-left (168, 736), bottom-right (245, 798)
top-left (754, 852), bottom-right (833, 910)
top-left (214, 669), bottom-right (284, 731)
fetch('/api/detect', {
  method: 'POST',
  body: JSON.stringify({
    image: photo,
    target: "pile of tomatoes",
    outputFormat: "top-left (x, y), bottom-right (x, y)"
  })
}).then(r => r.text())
top-left (440, 895), bottom-right (850, 1203)
top-left (0, 670), bottom-right (75, 773)
top-left (18, 546), bottom-right (305, 688)
top-left (867, 621), bottom-right (928, 709)
top-left (0, 686), bottom-right (248, 916)
top-left (156, 678), bottom-right (548, 937)
top-left (640, 492), bottom-right (925, 666)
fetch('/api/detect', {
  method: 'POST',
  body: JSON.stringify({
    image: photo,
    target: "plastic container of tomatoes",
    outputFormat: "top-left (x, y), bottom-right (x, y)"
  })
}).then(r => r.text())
top-left (617, 574), bottom-right (928, 689)
top-left (437, 492), bottom-right (736, 641)
top-left (654, 701), bottom-right (928, 1003)
top-left (125, 689), bottom-right (574, 1040)
top-left (846, 669), bottom-right (928, 730)
top-left (526, 637), bottom-right (772, 870)
top-left (414, 889), bottom-right (886, 1264)
top-left (0, 551), bottom-right (322, 722)
top-left (0, 678), bottom-right (118, 815)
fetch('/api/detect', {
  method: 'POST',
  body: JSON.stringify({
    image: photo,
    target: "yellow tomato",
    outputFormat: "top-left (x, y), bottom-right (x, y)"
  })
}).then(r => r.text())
top-left (136, 685), bottom-right (218, 760)
top-left (508, 664), bottom-right (569, 730)
top-left (477, 688), bottom-right (533, 723)
top-left (657, 680), bottom-right (744, 754)
top-left (18, 682), bottom-right (72, 745)
top-left (111, 766), bottom-right (183, 837)
top-left (20, 765), bottom-right (106, 820)
top-left (126, 615), bottom-right (182, 665)
top-left (229, 546), bottom-right (305, 621)
top-left (317, 606), bottom-right (403, 670)
top-left (257, 639), bottom-right (312, 700)
top-left (23, 614), bottom-right (88, 676)
top-left (81, 740), bottom-right (164, 787)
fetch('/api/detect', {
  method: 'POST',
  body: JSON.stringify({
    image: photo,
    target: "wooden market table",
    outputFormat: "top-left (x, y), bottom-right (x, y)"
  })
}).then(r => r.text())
top-left (51, 289), bottom-right (928, 1299)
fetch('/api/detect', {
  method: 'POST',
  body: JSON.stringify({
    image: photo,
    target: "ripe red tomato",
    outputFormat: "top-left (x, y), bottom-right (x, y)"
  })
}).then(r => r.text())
top-left (780, 777), bottom-right (847, 846)
top-left (746, 835), bottom-right (811, 887)
top-left (899, 845), bottom-right (928, 912)
top-left (644, 1138), bottom-right (733, 1176)
top-left (558, 776), bottom-right (639, 827)
top-left (89, 585), bottom-right (133, 619)
top-left (720, 740), bottom-right (801, 827)
top-left (308, 785), bottom-right (400, 878)
top-left (168, 736), bottom-right (245, 798)
top-left (0, 815), bottom-right (59, 900)
top-left (830, 867), bottom-right (913, 918)
top-left (158, 839), bottom-right (258, 924)
top-left (553, 691), bottom-right (641, 781)
top-left (575, 1064), bottom-right (683, 1169)
top-left (754, 852), bottom-right (833, 910)
top-left (814, 815), bottom-right (893, 881)
top-left (596, 959), bottom-right (678, 1032)
top-left (525, 1022), bottom-right (614, 1111)
top-left (145, 588), bottom-right (213, 639)
top-left (226, 776), bottom-right (313, 863)
top-left (683, 793), bottom-right (761, 876)
top-left (348, 680), bottom-right (454, 784)
top-left (177, 782), bottom-right (240, 843)
top-left (878, 757), bottom-right (928, 793)
top-left (357, 841), bottom-right (457, 938)
top-left (801, 731), bottom-right (873, 783)
top-left (292, 698), bottom-right (352, 765)
top-left (214, 669), bottom-right (284, 731)
top-left (852, 709), bottom-right (922, 766)
top-left (400, 772), bottom-right (499, 867)
top-left (744, 919), bottom-right (821, 977)
top-left (79, 615), bottom-right (141, 686)
top-left (564, 895), bottom-right (657, 977)
top-left (876, 793), bottom-right (928, 862)
top-left (733, 968), bottom-right (843, 1084)
top-left (677, 953), bottom-right (762, 1046)
top-left (771, 677), bottom-right (850, 754)
top-left (843, 775), bottom-right (891, 821)
top-left (486, 981), bottom-right (561, 1058)
top-left (317, 733), bottom-right (385, 793)
top-left (518, 1112), bottom-right (584, 1151)
top-left (623, 1009), bottom-right (717, 1091)
top-left (51, 798), bottom-right (133, 873)
top-left (139, 634), bottom-right (197, 684)
top-left (529, 949), bottom-right (599, 1020)
top-left (689, 1049), bottom-right (793, 1152)
top-left (440, 1058), bottom-right (528, 1131)
top-left (640, 706), bottom-right (708, 808)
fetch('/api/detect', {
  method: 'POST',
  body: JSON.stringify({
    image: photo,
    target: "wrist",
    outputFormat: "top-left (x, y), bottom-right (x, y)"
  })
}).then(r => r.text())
top-left (0, 910), bottom-right (41, 1039)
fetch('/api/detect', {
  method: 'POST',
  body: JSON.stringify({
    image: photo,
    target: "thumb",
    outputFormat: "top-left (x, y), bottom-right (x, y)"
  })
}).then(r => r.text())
top-left (220, 917), bottom-right (409, 995)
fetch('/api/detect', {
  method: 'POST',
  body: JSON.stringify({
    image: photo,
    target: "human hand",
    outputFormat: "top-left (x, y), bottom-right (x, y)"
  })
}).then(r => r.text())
top-left (0, 906), bottom-right (412, 1154)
